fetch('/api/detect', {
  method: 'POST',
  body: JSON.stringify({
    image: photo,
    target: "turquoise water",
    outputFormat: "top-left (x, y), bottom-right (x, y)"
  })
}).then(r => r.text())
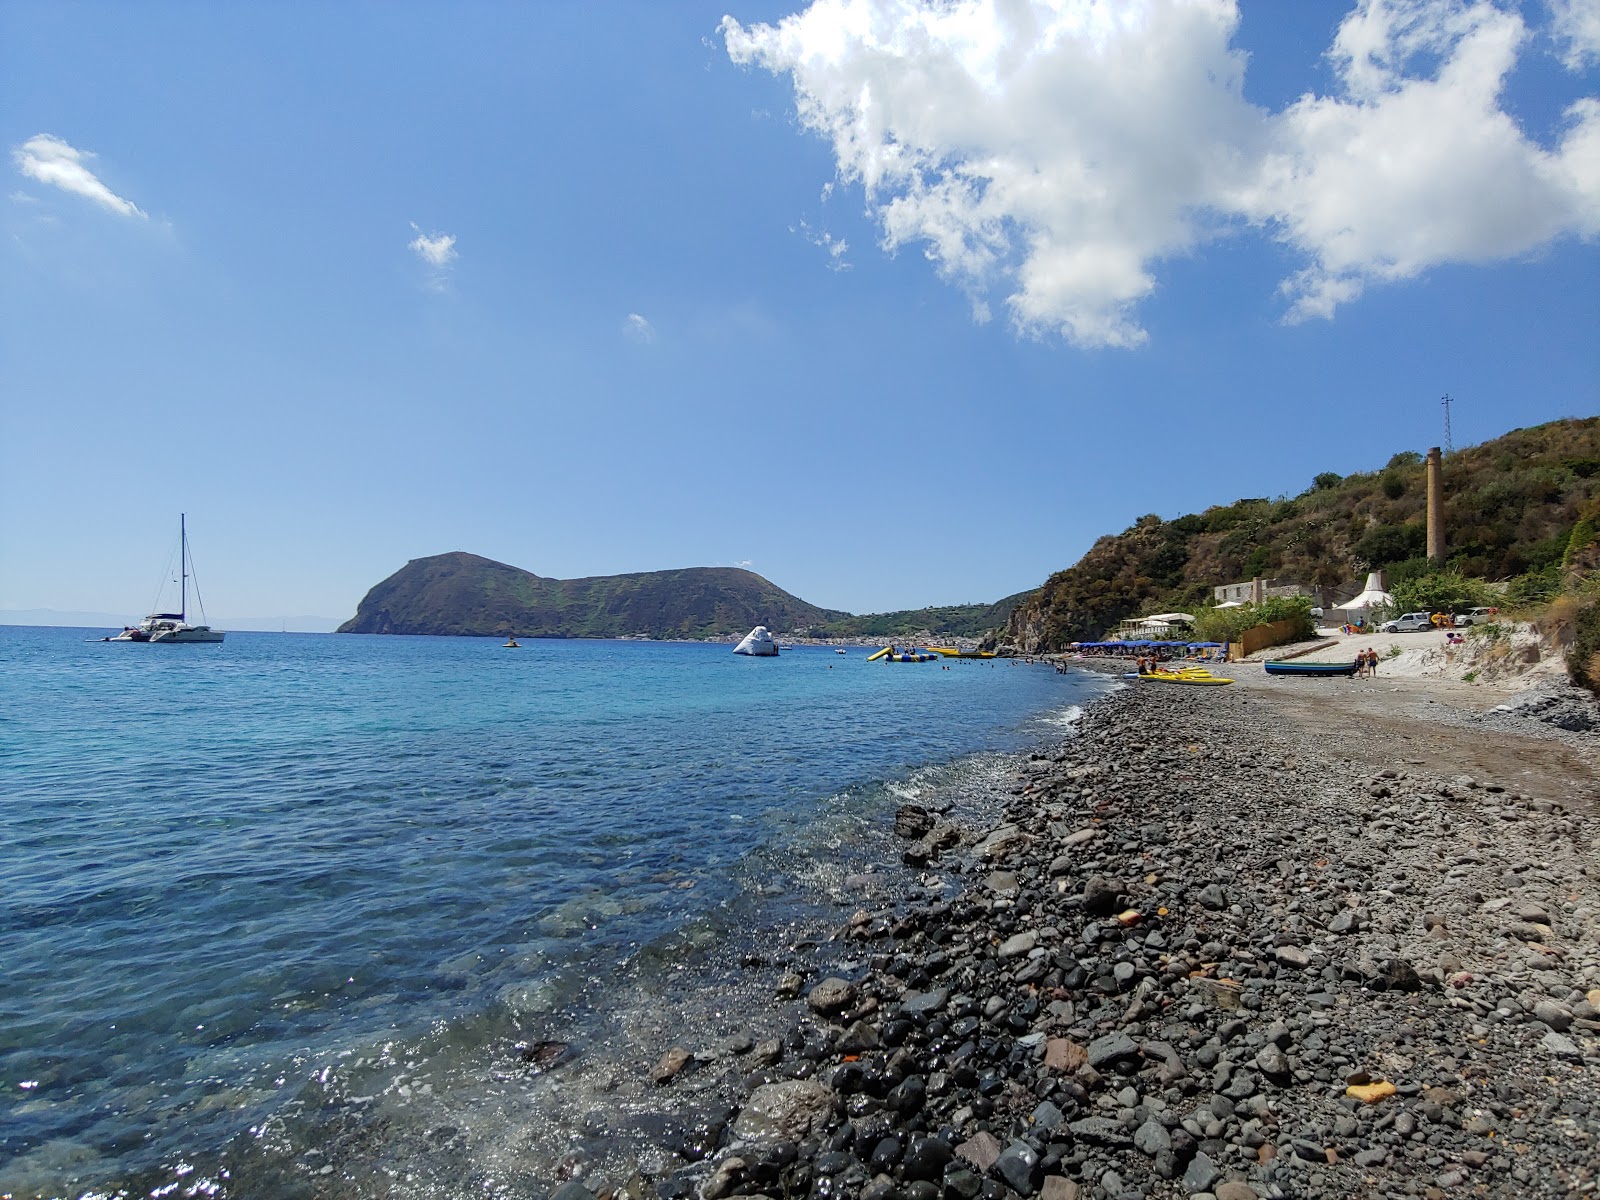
top-left (0, 627), bottom-right (1106, 1198)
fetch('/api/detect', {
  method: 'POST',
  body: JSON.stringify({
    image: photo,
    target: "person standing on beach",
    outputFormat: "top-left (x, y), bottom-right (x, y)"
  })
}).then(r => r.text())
top-left (1367, 648), bottom-right (1378, 676)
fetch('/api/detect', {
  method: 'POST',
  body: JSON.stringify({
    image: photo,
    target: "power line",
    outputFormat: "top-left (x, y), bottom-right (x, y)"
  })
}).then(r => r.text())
top-left (1441, 393), bottom-right (1453, 456)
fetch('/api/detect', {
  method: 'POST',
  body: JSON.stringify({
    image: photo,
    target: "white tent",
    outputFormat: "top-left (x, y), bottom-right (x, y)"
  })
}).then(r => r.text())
top-left (1330, 572), bottom-right (1393, 618)
top-left (733, 625), bottom-right (778, 656)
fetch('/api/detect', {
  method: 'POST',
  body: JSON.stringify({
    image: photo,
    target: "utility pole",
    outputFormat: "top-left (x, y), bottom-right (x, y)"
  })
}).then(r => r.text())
top-left (1441, 394), bottom-right (1454, 457)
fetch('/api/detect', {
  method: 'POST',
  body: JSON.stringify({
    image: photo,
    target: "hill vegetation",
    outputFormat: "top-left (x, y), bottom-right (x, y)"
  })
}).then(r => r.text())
top-left (806, 592), bottom-right (1030, 641)
top-left (338, 553), bottom-right (848, 639)
top-left (1006, 418), bottom-right (1600, 652)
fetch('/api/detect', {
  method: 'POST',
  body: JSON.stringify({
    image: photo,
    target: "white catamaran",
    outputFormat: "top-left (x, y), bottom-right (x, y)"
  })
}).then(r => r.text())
top-left (106, 515), bottom-right (225, 644)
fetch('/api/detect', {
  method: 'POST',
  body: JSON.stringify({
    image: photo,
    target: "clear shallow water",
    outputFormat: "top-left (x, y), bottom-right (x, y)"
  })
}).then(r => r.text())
top-left (0, 628), bottom-right (1107, 1198)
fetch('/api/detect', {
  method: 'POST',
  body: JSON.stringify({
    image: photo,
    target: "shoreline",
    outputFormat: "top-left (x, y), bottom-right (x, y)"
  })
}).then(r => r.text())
top-left (565, 668), bottom-right (1598, 1199)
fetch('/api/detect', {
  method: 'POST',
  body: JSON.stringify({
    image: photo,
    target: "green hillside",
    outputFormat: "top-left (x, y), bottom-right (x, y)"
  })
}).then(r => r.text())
top-left (338, 553), bottom-right (849, 639)
top-left (807, 592), bottom-right (1030, 640)
top-left (1006, 417), bottom-right (1600, 652)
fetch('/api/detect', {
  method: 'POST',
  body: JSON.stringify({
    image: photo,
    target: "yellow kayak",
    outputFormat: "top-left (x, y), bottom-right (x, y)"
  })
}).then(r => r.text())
top-left (1141, 670), bottom-right (1233, 686)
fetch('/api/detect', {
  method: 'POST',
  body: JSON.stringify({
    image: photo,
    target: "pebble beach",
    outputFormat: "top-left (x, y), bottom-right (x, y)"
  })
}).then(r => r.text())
top-left (601, 669), bottom-right (1600, 1200)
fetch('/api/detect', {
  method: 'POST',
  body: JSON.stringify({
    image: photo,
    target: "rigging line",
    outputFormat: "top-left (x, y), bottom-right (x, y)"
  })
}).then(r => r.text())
top-left (187, 535), bottom-right (210, 624)
top-left (149, 537), bottom-right (181, 616)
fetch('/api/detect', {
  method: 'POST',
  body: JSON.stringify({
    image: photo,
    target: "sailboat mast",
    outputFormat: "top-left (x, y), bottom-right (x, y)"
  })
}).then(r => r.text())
top-left (180, 513), bottom-right (188, 622)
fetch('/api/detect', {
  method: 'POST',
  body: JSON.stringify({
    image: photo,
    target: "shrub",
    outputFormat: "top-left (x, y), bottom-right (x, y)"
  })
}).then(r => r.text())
top-left (1389, 570), bottom-right (1492, 617)
top-left (1568, 597), bottom-right (1600, 695)
top-left (1193, 594), bottom-right (1314, 644)
top-left (1312, 471), bottom-right (1343, 490)
top-left (1387, 451), bottom-right (1423, 468)
top-left (1565, 511), bottom-right (1600, 573)
top-left (1353, 523), bottom-right (1425, 568)
top-left (1381, 473), bottom-right (1406, 500)
top-left (1505, 565), bottom-right (1562, 607)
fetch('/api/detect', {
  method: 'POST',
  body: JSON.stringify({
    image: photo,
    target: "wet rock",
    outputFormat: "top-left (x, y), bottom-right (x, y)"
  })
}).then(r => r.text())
top-left (732, 1080), bottom-right (837, 1142)
top-left (898, 989), bottom-right (948, 1018)
top-left (886, 1075), bottom-right (926, 1114)
top-left (901, 1136), bottom-right (955, 1182)
top-left (651, 1047), bottom-right (693, 1085)
top-left (868, 1135), bottom-right (902, 1172)
top-left (955, 1132), bottom-right (1003, 1173)
top-left (807, 977), bottom-right (857, 1017)
top-left (942, 1166), bottom-right (982, 1200)
top-left (977, 824), bottom-right (1026, 860)
top-left (894, 804), bottom-right (935, 840)
top-left (699, 1157), bottom-right (745, 1200)
top-left (992, 1141), bottom-right (1041, 1196)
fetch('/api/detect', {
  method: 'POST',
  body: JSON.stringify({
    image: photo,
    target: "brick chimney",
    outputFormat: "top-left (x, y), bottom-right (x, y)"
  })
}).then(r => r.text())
top-left (1426, 446), bottom-right (1444, 563)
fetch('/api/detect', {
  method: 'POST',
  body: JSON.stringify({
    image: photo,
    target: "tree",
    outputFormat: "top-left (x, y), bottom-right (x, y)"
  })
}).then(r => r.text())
top-left (1389, 570), bottom-right (1491, 616)
top-left (1312, 471), bottom-right (1342, 490)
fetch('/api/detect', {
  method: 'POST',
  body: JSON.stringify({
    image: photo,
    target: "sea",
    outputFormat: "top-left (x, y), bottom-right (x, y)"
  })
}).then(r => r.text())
top-left (0, 627), bottom-right (1111, 1199)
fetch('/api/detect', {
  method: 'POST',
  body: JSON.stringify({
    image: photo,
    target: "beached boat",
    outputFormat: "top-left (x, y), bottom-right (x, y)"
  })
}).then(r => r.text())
top-left (1140, 669), bottom-right (1232, 686)
top-left (105, 516), bottom-right (224, 644)
top-left (1264, 660), bottom-right (1358, 677)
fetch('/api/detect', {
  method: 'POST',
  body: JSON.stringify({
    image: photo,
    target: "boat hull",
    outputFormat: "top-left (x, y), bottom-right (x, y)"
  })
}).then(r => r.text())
top-left (150, 626), bottom-right (224, 644)
top-left (1264, 660), bottom-right (1358, 677)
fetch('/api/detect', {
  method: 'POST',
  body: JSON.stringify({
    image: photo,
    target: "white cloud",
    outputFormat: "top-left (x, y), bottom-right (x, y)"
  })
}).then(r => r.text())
top-left (11, 134), bottom-right (146, 218)
top-left (794, 219), bottom-right (852, 269)
top-left (408, 223), bottom-right (457, 268)
top-left (1549, 0), bottom-right (1600, 68)
top-left (723, 0), bottom-right (1600, 346)
top-left (624, 312), bottom-right (656, 342)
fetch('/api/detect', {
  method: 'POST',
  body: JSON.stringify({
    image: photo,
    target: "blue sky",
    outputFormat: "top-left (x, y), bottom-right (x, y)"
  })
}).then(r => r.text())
top-left (3, 0), bottom-right (1597, 626)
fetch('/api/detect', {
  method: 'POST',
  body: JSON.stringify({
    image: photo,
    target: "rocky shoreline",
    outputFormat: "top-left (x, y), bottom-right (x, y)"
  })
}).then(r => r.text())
top-left (565, 678), bottom-right (1598, 1200)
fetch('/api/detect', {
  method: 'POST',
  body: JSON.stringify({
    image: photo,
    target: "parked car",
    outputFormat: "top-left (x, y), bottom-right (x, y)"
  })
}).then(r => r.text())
top-left (1454, 606), bottom-right (1498, 627)
top-left (1381, 611), bottom-right (1436, 633)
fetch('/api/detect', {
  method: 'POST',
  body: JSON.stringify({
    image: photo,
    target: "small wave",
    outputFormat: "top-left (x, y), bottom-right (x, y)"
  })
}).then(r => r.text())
top-left (1041, 704), bottom-right (1085, 728)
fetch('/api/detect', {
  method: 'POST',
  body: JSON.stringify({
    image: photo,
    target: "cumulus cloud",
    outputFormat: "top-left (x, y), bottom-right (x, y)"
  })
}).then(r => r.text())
top-left (624, 312), bottom-right (656, 342)
top-left (723, 0), bottom-right (1600, 346)
top-left (1549, 0), bottom-right (1600, 68)
top-left (408, 223), bottom-right (457, 268)
top-left (12, 134), bottom-right (145, 218)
